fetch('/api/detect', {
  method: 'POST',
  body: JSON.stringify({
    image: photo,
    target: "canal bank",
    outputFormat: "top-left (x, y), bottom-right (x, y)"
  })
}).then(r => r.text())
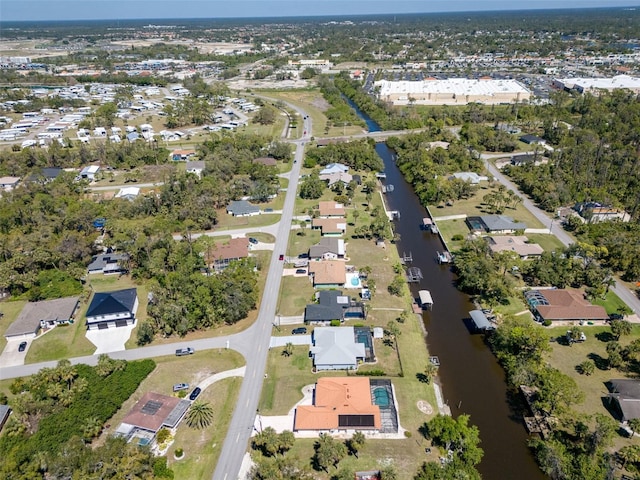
top-left (344, 96), bottom-right (546, 479)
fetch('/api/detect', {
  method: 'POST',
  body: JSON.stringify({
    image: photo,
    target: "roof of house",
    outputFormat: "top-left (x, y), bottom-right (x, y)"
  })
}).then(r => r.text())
top-left (519, 134), bottom-right (545, 144)
top-left (487, 235), bottom-right (544, 256)
top-left (609, 379), bottom-right (640, 420)
top-left (308, 261), bottom-right (347, 285)
top-left (479, 215), bottom-right (527, 232)
top-left (171, 149), bottom-right (196, 156)
top-left (318, 201), bottom-right (346, 217)
top-left (186, 160), bottom-right (205, 171)
top-left (88, 253), bottom-right (129, 272)
top-left (121, 391), bottom-right (189, 432)
top-left (252, 156), bottom-right (277, 166)
top-left (305, 290), bottom-right (351, 322)
top-left (205, 237), bottom-right (250, 263)
top-left (86, 288), bottom-right (137, 318)
top-left (0, 176), bottom-right (20, 185)
top-left (80, 165), bottom-right (100, 174)
top-left (312, 217), bottom-right (347, 234)
top-left (309, 238), bottom-right (345, 258)
top-left (450, 172), bottom-right (488, 184)
top-left (294, 377), bottom-right (381, 431)
top-left (311, 326), bottom-right (365, 367)
top-left (0, 405), bottom-right (10, 425)
top-left (5, 296), bottom-right (79, 337)
top-left (115, 186), bottom-right (140, 199)
top-left (320, 172), bottom-right (353, 186)
top-left (319, 163), bottom-right (349, 175)
top-left (533, 289), bottom-right (608, 321)
top-left (227, 200), bottom-right (260, 215)
top-left (27, 167), bottom-right (63, 182)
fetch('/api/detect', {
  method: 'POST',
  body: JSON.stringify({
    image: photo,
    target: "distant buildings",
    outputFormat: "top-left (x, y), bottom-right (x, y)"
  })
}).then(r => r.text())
top-left (553, 75), bottom-right (640, 95)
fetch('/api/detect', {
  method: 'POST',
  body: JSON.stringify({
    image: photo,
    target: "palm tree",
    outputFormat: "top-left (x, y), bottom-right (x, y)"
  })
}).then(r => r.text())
top-left (424, 363), bottom-right (439, 384)
top-left (82, 416), bottom-right (103, 441)
top-left (185, 401), bottom-right (214, 429)
top-left (347, 432), bottom-right (366, 458)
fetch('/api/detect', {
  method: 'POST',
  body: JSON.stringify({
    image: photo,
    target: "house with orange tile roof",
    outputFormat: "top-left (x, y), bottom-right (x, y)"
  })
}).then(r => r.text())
top-left (205, 237), bottom-right (250, 272)
top-left (294, 377), bottom-right (381, 432)
top-left (311, 217), bottom-right (347, 236)
top-left (524, 289), bottom-right (608, 323)
top-left (318, 201), bottom-right (346, 218)
top-left (170, 149), bottom-right (196, 161)
top-left (308, 261), bottom-right (346, 288)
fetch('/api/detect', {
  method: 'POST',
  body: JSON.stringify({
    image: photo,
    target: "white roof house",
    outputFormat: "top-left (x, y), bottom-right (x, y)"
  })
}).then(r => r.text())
top-left (320, 163), bottom-right (349, 175)
top-left (310, 326), bottom-right (365, 371)
top-left (78, 165), bottom-right (100, 180)
top-left (115, 187), bottom-right (140, 200)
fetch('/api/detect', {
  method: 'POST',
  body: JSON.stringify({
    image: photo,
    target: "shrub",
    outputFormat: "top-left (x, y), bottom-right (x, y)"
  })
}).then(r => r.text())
top-left (174, 447), bottom-right (184, 458)
top-left (452, 234), bottom-right (464, 241)
top-left (156, 427), bottom-right (171, 445)
top-left (404, 431), bottom-right (412, 438)
top-left (330, 319), bottom-right (341, 327)
top-left (543, 319), bottom-right (552, 327)
top-left (356, 369), bottom-right (386, 376)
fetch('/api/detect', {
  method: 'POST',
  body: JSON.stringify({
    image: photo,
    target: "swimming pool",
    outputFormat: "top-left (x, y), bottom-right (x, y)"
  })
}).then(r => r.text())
top-left (373, 387), bottom-right (390, 407)
top-left (345, 272), bottom-right (361, 289)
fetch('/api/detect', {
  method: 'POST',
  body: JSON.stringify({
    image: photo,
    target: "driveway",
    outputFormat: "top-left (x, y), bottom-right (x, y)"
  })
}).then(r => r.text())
top-left (0, 338), bottom-right (30, 367)
top-left (269, 334), bottom-right (311, 348)
top-left (85, 324), bottom-right (135, 354)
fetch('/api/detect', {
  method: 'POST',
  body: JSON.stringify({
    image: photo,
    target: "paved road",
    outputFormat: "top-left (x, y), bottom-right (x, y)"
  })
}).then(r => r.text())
top-left (483, 154), bottom-right (640, 315)
top-left (89, 182), bottom-right (164, 191)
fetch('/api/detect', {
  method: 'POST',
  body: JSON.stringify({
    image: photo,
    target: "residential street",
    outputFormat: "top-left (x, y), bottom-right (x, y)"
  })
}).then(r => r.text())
top-left (483, 154), bottom-right (640, 315)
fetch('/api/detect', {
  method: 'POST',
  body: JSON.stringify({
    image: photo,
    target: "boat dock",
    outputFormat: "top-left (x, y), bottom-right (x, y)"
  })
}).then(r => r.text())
top-left (436, 251), bottom-right (453, 264)
top-left (419, 289), bottom-right (433, 310)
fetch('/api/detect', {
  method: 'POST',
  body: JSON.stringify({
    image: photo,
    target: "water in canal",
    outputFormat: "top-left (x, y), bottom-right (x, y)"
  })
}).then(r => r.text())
top-left (345, 97), bottom-right (546, 479)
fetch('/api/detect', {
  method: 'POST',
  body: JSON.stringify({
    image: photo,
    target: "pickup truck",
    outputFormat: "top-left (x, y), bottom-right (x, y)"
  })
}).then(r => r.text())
top-left (175, 347), bottom-right (195, 356)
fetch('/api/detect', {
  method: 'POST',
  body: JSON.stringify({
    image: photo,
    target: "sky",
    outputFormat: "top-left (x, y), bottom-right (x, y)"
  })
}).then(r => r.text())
top-left (1, 0), bottom-right (639, 22)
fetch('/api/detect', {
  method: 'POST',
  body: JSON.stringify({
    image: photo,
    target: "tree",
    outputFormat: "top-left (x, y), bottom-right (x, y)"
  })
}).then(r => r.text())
top-left (314, 433), bottom-right (347, 471)
top-left (277, 430), bottom-right (295, 456)
top-left (578, 360), bottom-right (595, 376)
top-left (283, 342), bottom-right (293, 357)
top-left (346, 432), bottom-right (365, 458)
top-left (424, 414), bottom-right (483, 468)
top-left (385, 321), bottom-right (401, 350)
top-left (534, 367), bottom-right (584, 415)
top-left (628, 418), bottom-right (640, 437)
top-left (185, 401), bottom-right (214, 429)
top-left (252, 426), bottom-right (280, 457)
top-left (566, 326), bottom-right (584, 346)
top-left (611, 319), bottom-right (632, 341)
top-left (424, 362), bottom-right (439, 384)
top-left (254, 105), bottom-right (277, 125)
top-left (618, 445), bottom-right (640, 468)
top-left (299, 173), bottom-right (326, 199)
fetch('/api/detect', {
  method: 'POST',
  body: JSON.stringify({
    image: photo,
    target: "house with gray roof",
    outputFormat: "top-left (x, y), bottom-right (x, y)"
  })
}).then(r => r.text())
top-left (319, 163), bottom-right (349, 175)
top-left (4, 296), bottom-right (80, 339)
top-left (466, 215), bottom-right (527, 234)
top-left (88, 253), bottom-right (129, 275)
top-left (309, 238), bottom-right (345, 260)
top-left (226, 200), bottom-right (260, 217)
top-left (608, 379), bottom-right (640, 422)
top-left (310, 326), bottom-right (365, 371)
top-left (304, 290), bottom-right (365, 324)
top-left (449, 172), bottom-right (488, 184)
top-left (186, 160), bottom-right (205, 178)
top-left (86, 288), bottom-right (138, 330)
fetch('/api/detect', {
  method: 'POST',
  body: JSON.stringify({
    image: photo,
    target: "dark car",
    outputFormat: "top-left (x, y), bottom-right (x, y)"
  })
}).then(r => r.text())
top-left (296, 269), bottom-right (307, 275)
top-left (292, 327), bottom-right (307, 335)
top-left (18, 341), bottom-right (27, 352)
top-left (279, 254), bottom-right (284, 261)
top-left (248, 237), bottom-right (258, 244)
top-left (189, 387), bottom-right (202, 401)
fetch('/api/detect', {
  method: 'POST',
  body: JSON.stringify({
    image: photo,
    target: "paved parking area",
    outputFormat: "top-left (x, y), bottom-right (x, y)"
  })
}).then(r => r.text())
top-left (86, 324), bottom-right (135, 354)
top-left (0, 338), bottom-right (30, 367)
top-left (269, 334), bottom-right (311, 348)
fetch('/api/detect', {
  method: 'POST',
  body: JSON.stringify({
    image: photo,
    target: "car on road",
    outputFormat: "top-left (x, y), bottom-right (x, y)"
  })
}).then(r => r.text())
top-left (295, 269), bottom-right (307, 275)
top-left (175, 347), bottom-right (195, 356)
top-left (189, 387), bottom-right (202, 401)
top-left (18, 341), bottom-right (27, 352)
top-left (292, 327), bottom-right (307, 335)
top-left (248, 237), bottom-right (258, 244)
top-left (173, 383), bottom-right (190, 392)
top-left (279, 254), bottom-right (284, 261)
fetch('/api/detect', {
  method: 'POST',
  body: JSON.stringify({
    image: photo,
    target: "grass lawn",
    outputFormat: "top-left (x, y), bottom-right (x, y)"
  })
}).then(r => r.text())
top-left (278, 275), bottom-right (316, 317)
top-left (95, 349), bottom-right (244, 479)
top-left (592, 290), bottom-right (630, 315)
top-left (0, 300), bottom-right (27, 352)
top-left (525, 233), bottom-right (566, 253)
top-left (435, 218), bottom-right (470, 252)
top-left (287, 228), bottom-right (322, 258)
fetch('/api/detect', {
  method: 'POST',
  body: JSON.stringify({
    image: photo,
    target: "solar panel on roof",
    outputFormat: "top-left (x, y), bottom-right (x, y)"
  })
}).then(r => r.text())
top-left (141, 400), bottom-right (163, 415)
top-left (338, 414), bottom-right (375, 428)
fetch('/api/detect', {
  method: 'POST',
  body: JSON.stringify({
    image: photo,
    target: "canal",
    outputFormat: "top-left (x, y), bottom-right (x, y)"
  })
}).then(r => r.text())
top-left (345, 98), bottom-right (546, 479)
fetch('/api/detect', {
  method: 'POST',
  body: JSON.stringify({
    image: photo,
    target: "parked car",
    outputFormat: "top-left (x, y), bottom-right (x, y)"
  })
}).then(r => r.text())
top-left (292, 327), bottom-right (307, 335)
top-left (175, 347), bottom-right (195, 356)
top-left (18, 341), bottom-right (27, 352)
top-left (296, 269), bottom-right (307, 274)
top-left (279, 254), bottom-right (284, 261)
top-left (189, 387), bottom-right (202, 401)
top-left (173, 383), bottom-right (190, 392)
top-left (248, 237), bottom-right (258, 245)
top-left (298, 253), bottom-right (309, 259)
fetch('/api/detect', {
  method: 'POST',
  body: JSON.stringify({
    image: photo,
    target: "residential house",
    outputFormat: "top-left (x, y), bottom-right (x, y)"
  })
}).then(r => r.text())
top-left (310, 326), bottom-right (365, 371)
top-left (319, 163), bottom-right (349, 175)
top-left (304, 290), bottom-right (365, 324)
top-left (126, 132), bottom-right (139, 142)
top-left (487, 236), bottom-right (543, 259)
top-left (519, 134), bottom-right (546, 145)
top-left (427, 141), bottom-right (451, 150)
top-left (466, 215), bottom-right (527, 234)
top-left (608, 379), bottom-right (640, 422)
top-left (27, 167), bottom-right (62, 183)
top-left (573, 202), bottom-right (631, 223)
top-left (320, 171), bottom-right (353, 187)
top-left (88, 253), bottom-right (129, 275)
top-left (115, 392), bottom-right (190, 445)
top-left (115, 186), bottom-right (140, 201)
top-left (318, 201), bottom-right (346, 218)
top-left (308, 261), bottom-right (347, 288)
top-left (449, 172), bottom-right (489, 184)
top-left (294, 377), bottom-right (381, 432)
top-left (78, 165), bottom-right (100, 181)
top-left (510, 153), bottom-right (548, 167)
top-left (205, 237), bottom-right (250, 272)
top-left (226, 200), bottom-right (260, 217)
top-left (311, 218), bottom-right (347, 236)
top-left (0, 176), bottom-right (20, 191)
top-left (171, 149), bottom-right (196, 161)
top-left (309, 238), bottom-right (346, 260)
top-left (524, 289), bottom-right (608, 323)
top-left (85, 288), bottom-right (138, 330)
top-left (252, 156), bottom-right (277, 166)
top-left (4, 296), bottom-right (79, 340)
top-left (186, 160), bottom-right (205, 178)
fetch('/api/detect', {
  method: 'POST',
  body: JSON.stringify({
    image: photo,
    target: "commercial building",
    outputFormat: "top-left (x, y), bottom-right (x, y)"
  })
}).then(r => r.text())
top-left (553, 75), bottom-right (640, 95)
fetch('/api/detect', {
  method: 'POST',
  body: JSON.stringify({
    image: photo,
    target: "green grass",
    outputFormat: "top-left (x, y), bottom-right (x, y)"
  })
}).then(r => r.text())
top-left (435, 218), bottom-right (470, 252)
top-left (524, 233), bottom-right (566, 253)
top-left (591, 290), bottom-right (629, 315)
top-left (0, 300), bottom-right (27, 352)
top-left (278, 275), bottom-right (316, 316)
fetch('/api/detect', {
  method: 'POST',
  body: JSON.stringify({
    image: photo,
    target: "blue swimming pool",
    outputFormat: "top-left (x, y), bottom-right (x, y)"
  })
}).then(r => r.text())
top-left (373, 387), bottom-right (390, 407)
